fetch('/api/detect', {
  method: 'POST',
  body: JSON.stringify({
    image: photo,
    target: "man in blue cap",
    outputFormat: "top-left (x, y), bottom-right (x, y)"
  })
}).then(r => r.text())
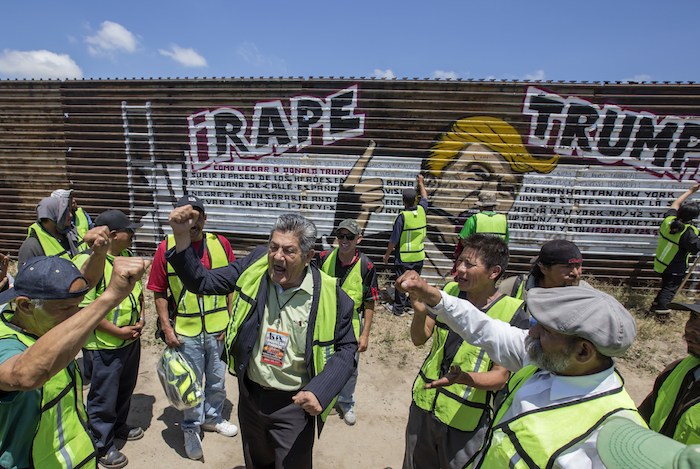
top-left (0, 254), bottom-right (149, 469)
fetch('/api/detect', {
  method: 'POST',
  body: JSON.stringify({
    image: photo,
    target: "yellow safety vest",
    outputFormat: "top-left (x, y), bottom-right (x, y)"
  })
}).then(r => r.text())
top-left (648, 355), bottom-right (700, 444)
top-left (398, 205), bottom-right (426, 262)
top-left (0, 312), bottom-right (97, 469)
top-left (413, 284), bottom-right (524, 431)
top-left (26, 222), bottom-right (71, 260)
top-left (74, 250), bottom-right (143, 350)
top-left (225, 253), bottom-right (339, 421)
top-left (472, 365), bottom-right (647, 468)
top-left (655, 216), bottom-right (699, 273)
top-left (73, 207), bottom-right (90, 240)
top-left (474, 212), bottom-right (508, 239)
top-left (166, 233), bottom-right (230, 336)
top-left (320, 248), bottom-right (363, 340)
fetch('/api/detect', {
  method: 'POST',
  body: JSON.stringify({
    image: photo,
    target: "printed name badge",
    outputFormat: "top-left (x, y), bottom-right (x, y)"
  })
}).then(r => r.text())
top-left (261, 328), bottom-right (289, 367)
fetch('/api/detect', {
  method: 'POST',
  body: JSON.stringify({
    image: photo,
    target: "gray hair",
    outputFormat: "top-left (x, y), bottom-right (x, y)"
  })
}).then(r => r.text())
top-left (270, 214), bottom-right (317, 254)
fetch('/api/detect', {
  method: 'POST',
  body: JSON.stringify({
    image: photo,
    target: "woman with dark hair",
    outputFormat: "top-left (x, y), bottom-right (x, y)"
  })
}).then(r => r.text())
top-left (652, 183), bottom-right (700, 322)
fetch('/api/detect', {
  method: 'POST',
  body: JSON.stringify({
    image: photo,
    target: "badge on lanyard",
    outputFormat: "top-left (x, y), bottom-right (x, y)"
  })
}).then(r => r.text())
top-left (261, 328), bottom-right (290, 367)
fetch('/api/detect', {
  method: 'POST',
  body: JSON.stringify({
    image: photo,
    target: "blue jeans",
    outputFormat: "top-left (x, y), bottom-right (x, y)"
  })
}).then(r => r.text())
top-left (337, 318), bottom-right (362, 409)
top-left (177, 332), bottom-right (227, 431)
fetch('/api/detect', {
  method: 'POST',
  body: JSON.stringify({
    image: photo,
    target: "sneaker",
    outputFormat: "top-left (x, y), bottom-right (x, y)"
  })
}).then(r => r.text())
top-left (392, 309), bottom-right (406, 317)
top-left (654, 309), bottom-right (671, 323)
top-left (99, 448), bottom-right (128, 469)
top-left (201, 420), bottom-right (238, 437)
top-left (342, 406), bottom-right (357, 426)
top-left (115, 426), bottom-right (144, 441)
top-left (183, 428), bottom-right (203, 460)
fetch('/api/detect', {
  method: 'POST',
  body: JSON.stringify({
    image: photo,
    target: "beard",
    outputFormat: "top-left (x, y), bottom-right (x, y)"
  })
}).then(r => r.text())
top-left (525, 336), bottom-right (574, 374)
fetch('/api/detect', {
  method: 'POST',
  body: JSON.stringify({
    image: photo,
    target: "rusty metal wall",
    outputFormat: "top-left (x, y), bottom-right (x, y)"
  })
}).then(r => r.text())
top-left (1, 78), bottom-right (699, 287)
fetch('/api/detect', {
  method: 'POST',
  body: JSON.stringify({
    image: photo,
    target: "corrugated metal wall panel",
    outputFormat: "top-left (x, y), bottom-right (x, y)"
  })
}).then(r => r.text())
top-left (0, 78), bottom-right (698, 289)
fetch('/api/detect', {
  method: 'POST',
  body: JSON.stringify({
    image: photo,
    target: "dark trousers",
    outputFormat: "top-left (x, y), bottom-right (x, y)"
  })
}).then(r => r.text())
top-left (393, 260), bottom-right (424, 314)
top-left (84, 340), bottom-right (141, 455)
top-left (653, 270), bottom-right (685, 311)
top-left (239, 375), bottom-right (314, 469)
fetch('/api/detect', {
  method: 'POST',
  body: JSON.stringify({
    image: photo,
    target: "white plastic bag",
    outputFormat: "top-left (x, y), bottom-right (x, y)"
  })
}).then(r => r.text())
top-left (156, 347), bottom-right (203, 410)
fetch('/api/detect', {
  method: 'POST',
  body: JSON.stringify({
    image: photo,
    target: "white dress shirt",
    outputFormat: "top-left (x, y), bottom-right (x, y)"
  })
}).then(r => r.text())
top-left (428, 291), bottom-right (641, 468)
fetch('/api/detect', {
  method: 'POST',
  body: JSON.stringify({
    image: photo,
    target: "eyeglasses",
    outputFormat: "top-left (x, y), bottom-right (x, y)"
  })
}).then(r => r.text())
top-left (337, 233), bottom-right (357, 241)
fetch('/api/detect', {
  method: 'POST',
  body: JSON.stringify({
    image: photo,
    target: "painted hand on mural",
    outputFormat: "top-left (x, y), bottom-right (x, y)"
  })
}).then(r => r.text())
top-left (333, 140), bottom-right (384, 234)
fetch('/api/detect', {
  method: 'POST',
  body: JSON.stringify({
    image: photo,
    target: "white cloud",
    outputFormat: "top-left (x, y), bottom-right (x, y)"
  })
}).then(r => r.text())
top-left (373, 68), bottom-right (395, 79)
top-left (523, 69), bottom-right (545, 81)
top-left (159, 45), bottom-right (207, 67)
top-left (624, 74), bottom-right (651, 82)
top-left (85, 21), bottom-right (137, 56)
top-left (236, 42), bottom-right (286, 72)
top-left (0, 49), bottom-right (82, 79)
top-left (432, 70), bottom-right (458, 80)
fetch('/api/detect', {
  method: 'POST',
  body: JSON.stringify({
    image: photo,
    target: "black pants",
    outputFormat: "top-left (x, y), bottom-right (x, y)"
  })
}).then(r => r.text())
top-left (84, 340), bottom-right (141, 455)
top-left (239, 375), bottom-right (314, 469)
top-left (653, 270), bottom-right (685, 311)
top-left (393, 260), bottom-right (424, 314)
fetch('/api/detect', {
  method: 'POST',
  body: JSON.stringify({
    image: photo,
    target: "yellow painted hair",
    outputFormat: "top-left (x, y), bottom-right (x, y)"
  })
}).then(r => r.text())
top-left (424, 116), bottom-right (559, 177)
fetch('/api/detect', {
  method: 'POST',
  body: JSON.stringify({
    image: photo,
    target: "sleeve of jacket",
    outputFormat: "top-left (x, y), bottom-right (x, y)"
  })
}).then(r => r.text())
top-left (165, 244), bottom-right (266, 295)
top-left (303, 287), bottom-right (358, 409)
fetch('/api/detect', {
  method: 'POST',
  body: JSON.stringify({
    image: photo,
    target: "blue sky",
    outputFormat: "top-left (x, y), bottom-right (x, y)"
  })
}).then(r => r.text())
top-left (1, 0), bottom-right (698, 82)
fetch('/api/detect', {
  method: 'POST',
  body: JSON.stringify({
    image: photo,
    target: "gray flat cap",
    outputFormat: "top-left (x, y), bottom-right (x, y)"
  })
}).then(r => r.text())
top-left (527, 286), bottom-right (636, 357)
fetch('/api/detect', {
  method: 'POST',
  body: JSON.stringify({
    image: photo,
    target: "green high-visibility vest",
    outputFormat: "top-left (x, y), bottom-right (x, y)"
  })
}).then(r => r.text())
top-left (398, 205), bottom-right (426, 262)
top-left (73, 207), bottom-right (90, 240)
top-left (471, 365), bottom-right (647, 468)
top-left (26, 222), bottom-right (71, 260)
top-left (74, 250), bottom-right (143, 350)
top-left (473, 212), bottom-right (508, 239)
top-left (320, 248), bottom-right (363, 340)
top-left (648, 355), bottom-right (700, 444)
top-left (655, 216), bottom-right (699, 273)
top-left (166, 233), bottom-right (230, 336)
top-left (224, 253), bottom-right (340, 422)
top-left (0, 312), bottom-right (97, 469)
top-left (412, 283), bottom-right (524, 431)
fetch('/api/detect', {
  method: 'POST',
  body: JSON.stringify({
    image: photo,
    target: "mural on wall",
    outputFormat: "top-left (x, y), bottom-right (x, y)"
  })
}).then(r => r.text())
top-left (122, 83), bottom-right (700, 281)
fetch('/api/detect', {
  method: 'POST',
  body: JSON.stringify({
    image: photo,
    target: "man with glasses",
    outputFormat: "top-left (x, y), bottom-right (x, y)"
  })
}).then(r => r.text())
top-left (72, 210), bottom-right (145, 469)
top-left (147, 195), bottom-right (238, 460)
top-left (317, 218), bottom-right (379, 425)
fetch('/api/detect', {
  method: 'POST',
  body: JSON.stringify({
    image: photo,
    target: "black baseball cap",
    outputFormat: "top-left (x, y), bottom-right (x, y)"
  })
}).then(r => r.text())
top-left (94, 210), bottom-right (143, 231)
top-left (537, 239), bottom-right (582, 265)
top-left (0, 256), bottom-right (90, 304)
top-left (176, 195), bottom-right (205, 214)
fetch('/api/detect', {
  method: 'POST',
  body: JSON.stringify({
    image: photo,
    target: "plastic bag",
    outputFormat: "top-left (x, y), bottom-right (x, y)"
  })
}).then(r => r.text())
top-left (156, 347), bottom-right (204, 410)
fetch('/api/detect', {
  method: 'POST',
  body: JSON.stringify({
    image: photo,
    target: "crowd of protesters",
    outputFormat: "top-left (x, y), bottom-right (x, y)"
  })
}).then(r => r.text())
top-left (0, 180), bottom-right (698, 469)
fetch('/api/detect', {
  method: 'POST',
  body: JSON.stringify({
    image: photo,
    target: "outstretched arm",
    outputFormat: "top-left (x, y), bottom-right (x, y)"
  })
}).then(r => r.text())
top-left (425, 364), bottom-right (510, 392)
top-left (671, 183), bottom-right (700, 210)
top-left (0, 257), bottom-right (149, 391)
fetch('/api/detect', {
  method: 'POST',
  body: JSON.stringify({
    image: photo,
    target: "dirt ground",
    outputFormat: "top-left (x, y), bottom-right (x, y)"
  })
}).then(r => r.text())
top-left (110, 290), bottom-right (687, 469)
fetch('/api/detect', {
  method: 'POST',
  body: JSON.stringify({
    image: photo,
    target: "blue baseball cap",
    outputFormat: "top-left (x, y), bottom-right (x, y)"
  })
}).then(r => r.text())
top-left (0, 256), bottom-right (89, 304)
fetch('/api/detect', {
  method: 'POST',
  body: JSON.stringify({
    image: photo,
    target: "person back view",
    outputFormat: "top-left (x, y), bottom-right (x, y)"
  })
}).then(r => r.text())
top-left (652, 184), bottom-right (700, 322)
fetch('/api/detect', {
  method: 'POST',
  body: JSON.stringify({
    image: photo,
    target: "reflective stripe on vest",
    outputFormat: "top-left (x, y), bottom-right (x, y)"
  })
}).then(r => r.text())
top-left (225, 253), bottom-right (339, 422)
top-left (649, 355), bottom-right (700, 444)
top-left (398, 205), bottom-right (426, 262)
top-left (166, 233), bottom-right (229, 336)
top-left (26, 222), bottom-right (71, 260)
top-left (412, 284), bottom-right (524, 431)
top-left (474, 212), bottom-right (508, 239)
top-left (655, 216), bottom-right (699, 273)
top-left (320, 248), bottom-right (363, 340)
top-left (472, 365), bottom-right (647, 469)
top-left (0, 312), bottom-right (97, 469)
top-left (79, 251), bottom-right (143, 350)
